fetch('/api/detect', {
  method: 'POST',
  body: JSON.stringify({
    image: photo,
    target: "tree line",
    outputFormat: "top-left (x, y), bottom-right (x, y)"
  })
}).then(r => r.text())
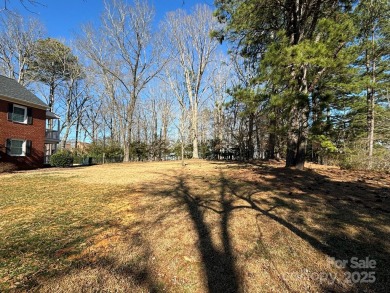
top-left (0, 0), bottom-right (389, 170)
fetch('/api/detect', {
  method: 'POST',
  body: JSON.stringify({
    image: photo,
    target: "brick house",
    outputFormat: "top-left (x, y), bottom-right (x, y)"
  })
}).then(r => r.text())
top-left (0, 75), bottom-right (60, 171)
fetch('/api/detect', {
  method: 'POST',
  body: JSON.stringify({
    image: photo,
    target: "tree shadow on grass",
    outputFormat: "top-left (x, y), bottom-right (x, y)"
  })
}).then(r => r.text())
top-left (209, 162), bottom-right (390, 292)
top-left (25, 221), bottom-right (165, 292)
top-left (150, 162), bottom-right (389, 292)
top-left (0, 194), bottom-right (170, 292)
top-left (173, 176), bottom-right (240, 293)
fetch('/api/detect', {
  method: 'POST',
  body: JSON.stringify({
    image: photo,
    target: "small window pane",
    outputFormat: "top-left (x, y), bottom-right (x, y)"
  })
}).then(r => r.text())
top-left (13, 106), bottom-right (26, 123)
top-left (10, 140), bottom-right (24, 156)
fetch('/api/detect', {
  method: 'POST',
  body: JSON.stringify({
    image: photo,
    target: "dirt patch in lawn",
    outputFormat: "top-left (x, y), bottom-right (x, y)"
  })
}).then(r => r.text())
top-left (0, 160), bottom-right (389, 292)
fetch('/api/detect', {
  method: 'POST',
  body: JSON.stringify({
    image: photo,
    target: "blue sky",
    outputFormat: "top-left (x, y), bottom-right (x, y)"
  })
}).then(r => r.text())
top-left (9, 0), bottom-right (214, 39)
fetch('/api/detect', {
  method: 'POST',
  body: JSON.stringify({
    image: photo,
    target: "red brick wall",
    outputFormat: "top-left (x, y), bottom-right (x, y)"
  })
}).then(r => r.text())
top-left (0, 99), bottom-right (46, 171)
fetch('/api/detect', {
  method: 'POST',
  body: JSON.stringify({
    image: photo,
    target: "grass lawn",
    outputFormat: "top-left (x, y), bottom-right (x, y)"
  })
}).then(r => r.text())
top-left (0, 160), bottom-right (389, 292)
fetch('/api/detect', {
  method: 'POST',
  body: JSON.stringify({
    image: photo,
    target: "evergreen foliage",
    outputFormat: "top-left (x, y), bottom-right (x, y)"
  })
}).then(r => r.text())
top-left (214, 0), bottom-right (389, 170)
top-left (49, 150), bottom-right (74, 167)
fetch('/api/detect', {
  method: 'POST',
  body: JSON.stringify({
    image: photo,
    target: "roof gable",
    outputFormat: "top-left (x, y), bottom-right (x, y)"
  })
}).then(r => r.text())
top-left (0, 75), bottom-right (48, 109)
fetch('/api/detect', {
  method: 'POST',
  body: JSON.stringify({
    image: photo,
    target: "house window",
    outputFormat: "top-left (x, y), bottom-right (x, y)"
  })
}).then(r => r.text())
top-left (12, 105), bottom-right (27, 123)
top-left (7, 104), bottom-right (32, 124)
top-left (6, 139), bottom-right (31, 156)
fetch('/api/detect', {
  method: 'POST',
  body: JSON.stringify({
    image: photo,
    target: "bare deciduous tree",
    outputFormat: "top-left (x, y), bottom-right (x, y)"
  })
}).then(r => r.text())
top-left (163, 63), bottom-right (190, 165)
top-left (77, 0), bottom-right (165, 161)
top-left (143, 85), bottom-right (174, 160)
top-left (210, 55), bottom-right (233, 145)
top-left (58, 69), bottom-right (90, 149)
top-left (161, 4), bottom-right (220, 159)
top-left (0, 13), bottom-right (44, 85)
top-left (1, 0), bottom-right (43, 13)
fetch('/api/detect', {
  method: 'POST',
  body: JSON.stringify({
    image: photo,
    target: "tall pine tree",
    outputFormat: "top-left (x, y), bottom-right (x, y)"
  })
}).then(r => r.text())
top-left (214, 0), bottom-right (356, 169)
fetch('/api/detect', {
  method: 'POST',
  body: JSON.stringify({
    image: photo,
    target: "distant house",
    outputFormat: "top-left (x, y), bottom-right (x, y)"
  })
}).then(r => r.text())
top-left (0, 75), bottom-right (60, 171)
top-left (64, 140), bottom-right (90, 152)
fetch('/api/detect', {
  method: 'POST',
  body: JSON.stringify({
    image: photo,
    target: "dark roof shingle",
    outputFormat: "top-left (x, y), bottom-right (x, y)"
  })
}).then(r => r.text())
top-left (0, 75), bottom-right (48, 108)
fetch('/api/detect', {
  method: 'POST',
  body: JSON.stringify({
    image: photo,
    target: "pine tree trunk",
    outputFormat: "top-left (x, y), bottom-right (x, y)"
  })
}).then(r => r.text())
top-left (286, 110), bottom-right (308, 170)
top-left (286, 104), bottom-right (299, 167)
top-left (367, 88), bottom-right (375, 169)
top-left (286, 101), bottom-right (309, 170)
top-left (367, 25), bottom-right (376, 169)
top-left (247, 113), bottom-right (254, 160)
top-left (296, 106), bottom-right (309, 170)
top-left (267, 117), bottom-right (277, 159)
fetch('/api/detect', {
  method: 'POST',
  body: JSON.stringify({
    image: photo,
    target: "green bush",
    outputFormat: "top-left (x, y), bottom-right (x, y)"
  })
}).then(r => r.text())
top-left (339, 144), bottom-right (390, 172)
top-left (50, 150), bottom-right (74, 167)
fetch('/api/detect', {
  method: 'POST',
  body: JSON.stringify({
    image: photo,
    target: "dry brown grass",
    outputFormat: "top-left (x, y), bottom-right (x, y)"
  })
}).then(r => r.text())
top-left (0, 160), bottom-right (389, 292)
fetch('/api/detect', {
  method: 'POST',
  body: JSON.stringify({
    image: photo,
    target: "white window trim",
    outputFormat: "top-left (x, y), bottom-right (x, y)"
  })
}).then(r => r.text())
top-left (12, 104), bottom-right (28, 124)
top-left (9, 139), bottom-right (26, 157)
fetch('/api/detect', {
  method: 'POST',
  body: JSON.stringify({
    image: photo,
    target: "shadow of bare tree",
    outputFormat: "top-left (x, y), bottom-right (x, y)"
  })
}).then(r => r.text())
top-left (148, 162), bottom-right (389, 292)
top-left (173, 176), bottom-right (240, 293)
